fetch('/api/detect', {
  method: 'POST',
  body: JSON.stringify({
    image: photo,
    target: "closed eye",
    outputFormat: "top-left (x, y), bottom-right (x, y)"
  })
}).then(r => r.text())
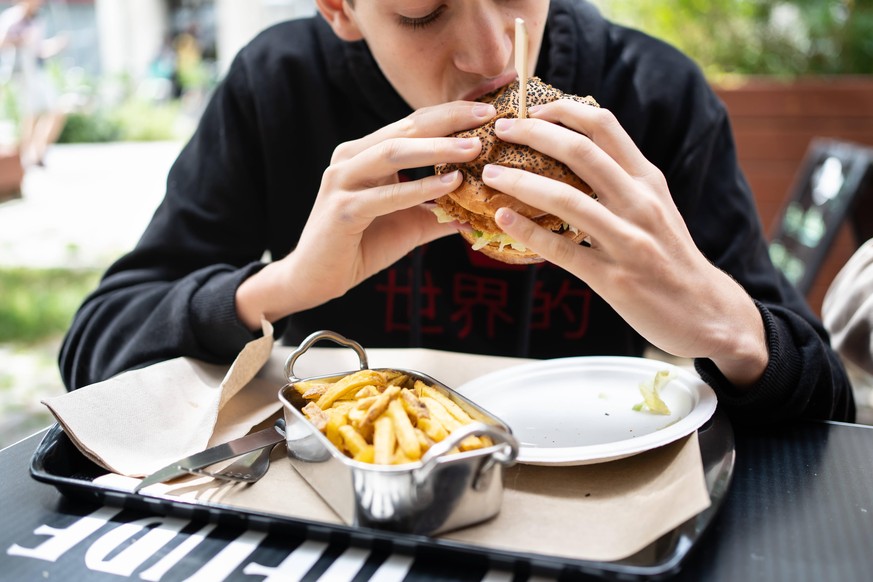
top-left (397, 5), bottom-right (447, 30)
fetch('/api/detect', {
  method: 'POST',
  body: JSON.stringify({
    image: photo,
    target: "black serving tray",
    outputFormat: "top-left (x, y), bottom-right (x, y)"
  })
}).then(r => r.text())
top-left (30, 410), bottom-right (734, 580)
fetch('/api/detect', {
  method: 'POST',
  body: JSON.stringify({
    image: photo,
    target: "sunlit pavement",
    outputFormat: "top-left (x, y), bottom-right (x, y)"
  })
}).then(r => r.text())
top-left (0, 141), bottom-right (183, 269)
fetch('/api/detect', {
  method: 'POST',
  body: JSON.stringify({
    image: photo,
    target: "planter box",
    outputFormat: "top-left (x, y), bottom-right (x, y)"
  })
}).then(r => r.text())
top-left (0, 147), bottom-right (23, 203)
top-left (714, 77), bottom-right (873, 316)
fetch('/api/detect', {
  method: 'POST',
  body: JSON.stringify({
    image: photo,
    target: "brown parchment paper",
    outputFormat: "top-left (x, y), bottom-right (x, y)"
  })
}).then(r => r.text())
top-left (97, 430), bottom-right (707, 563)
top-left (42, 320), bottom-right (279, 476)
top-left (224, 431), bottom-right (707, 562)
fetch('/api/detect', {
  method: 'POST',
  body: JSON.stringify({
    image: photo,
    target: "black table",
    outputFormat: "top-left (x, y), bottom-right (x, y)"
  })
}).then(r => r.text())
top-left (3, 420), bottom-right (872, 581)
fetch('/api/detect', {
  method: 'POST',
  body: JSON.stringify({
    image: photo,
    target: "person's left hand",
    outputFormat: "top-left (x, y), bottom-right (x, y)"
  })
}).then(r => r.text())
top-left (481, 100), bottom-right (768, 386)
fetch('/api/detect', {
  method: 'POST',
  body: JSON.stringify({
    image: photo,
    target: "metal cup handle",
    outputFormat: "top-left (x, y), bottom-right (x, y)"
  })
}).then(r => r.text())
top-left (415, 422), bottom-right (519, 486)
top-left (284, 330), bottom-right (369, 382)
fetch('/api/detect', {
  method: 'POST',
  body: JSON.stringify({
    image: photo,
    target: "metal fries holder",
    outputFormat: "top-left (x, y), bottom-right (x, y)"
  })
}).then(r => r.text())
top-left (278, 330), bottom-right (519, 536)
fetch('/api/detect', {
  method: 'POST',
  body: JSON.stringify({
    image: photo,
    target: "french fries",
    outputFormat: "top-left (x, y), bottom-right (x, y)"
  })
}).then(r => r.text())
top-left (314, 369), bottom-right (385, 409)
top-left (293, 370), bottom-right (488, 465)
top-left (373, 415), bottom-right (396, 465)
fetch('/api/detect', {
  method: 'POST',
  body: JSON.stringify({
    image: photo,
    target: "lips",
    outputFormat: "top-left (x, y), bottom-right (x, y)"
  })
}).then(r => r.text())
top-left (460, 72), bottom-right (518, 102)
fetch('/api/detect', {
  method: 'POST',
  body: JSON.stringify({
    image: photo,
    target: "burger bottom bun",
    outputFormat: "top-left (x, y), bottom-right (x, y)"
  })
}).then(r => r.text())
top-left (458, 227), bottom-right (589, 265)
top-left (439, 194), bottom-right (589, 264)
top-left (459, 230), bottom-right (543, 264)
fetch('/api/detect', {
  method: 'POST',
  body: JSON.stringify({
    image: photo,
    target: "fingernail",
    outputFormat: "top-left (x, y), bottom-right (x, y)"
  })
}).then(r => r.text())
top-left (482, 164), bottom-right (502, 179)
top-left (472, 103), bottom-right (496, 118)
top-left (495, 207), bottom-right (514, 226)
top-left (459, 137), bottom-right (480, 150)
top-left (495, 118), bottom-right (515, 132)
top-left (528, 104), bottom-right (543, 114)
top-left (440, 170), bottom-right (459, 183)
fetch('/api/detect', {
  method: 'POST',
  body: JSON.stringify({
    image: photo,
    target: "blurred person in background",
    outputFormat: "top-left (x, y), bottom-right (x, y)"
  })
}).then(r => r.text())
top-left (0, 0), bottom-right (67, 167)
top-left (823, 238), bottom-right (873, 376)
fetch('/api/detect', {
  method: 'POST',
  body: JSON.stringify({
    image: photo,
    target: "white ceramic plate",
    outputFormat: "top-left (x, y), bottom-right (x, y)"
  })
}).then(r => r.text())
top-left (454, 356), bottom-right (718, 466)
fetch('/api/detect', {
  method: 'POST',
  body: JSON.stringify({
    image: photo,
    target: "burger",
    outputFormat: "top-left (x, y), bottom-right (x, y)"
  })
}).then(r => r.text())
top-left (434, 77), bottom-right (599, 264)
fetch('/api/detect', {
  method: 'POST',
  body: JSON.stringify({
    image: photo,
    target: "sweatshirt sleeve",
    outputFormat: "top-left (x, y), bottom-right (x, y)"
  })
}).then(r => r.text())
top-left (675, 100), bottom-right (855, 424)
top-left (59, 52), bottom-right (271, 390)
top-left (695, 301), bottom-right (855, 424)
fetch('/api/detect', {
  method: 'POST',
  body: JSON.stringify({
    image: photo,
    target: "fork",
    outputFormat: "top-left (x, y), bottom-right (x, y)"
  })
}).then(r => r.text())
top-left (188, 442), bottom-right (276, 483)
top-left (187, 418), bottom-right (285, 484)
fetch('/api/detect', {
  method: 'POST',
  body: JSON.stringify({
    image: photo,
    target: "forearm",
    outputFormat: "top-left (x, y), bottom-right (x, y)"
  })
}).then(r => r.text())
top-left (60, 264), bottom-right (262, 390)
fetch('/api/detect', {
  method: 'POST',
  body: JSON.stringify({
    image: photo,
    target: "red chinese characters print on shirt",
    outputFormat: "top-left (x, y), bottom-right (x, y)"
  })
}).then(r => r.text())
top-left (375, 268), bottom-right (444, 334)
top-left (532, 279), bottom-right (592, 339)
top-left (374, 261), bottom-right (593, 343)
top-left (450, 273), bottom-right (514, 339)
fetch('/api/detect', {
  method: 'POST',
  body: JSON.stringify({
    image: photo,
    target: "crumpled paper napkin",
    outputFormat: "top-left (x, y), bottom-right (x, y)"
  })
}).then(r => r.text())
top-left (42, 320), bottom-right (281, 477)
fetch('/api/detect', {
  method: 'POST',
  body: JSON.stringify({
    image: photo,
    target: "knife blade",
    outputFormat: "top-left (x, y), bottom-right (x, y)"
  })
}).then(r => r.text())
top-left (134, 420), bottom-right (286, 493)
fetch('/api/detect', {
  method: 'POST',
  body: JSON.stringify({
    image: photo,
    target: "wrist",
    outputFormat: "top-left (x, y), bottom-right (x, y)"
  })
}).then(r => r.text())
top-left (235, 253), bottom-right (333, 331)
top-left (235, 261), bottom-right (293, 331)
top-left (706, 296), bottom-right (769, 388)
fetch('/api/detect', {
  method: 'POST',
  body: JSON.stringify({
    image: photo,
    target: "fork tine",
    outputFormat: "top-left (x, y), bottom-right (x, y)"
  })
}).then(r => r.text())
top-left (189, 443), bottom-right (275, 483)
top-left (188, 418), bottom-right (284, 484)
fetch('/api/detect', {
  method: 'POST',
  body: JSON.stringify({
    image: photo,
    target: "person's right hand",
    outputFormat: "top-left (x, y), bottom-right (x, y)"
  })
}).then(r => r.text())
top-left (235, 101), bottom-right (495, 330)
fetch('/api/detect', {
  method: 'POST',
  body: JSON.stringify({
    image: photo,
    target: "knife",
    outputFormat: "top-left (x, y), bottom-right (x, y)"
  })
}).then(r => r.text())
top-left (134, 419), bottom-right (286, 493)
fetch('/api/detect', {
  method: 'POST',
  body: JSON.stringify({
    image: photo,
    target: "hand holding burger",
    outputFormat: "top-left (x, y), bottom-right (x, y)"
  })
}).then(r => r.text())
top-left (434, 77), bottom-right (599, 264)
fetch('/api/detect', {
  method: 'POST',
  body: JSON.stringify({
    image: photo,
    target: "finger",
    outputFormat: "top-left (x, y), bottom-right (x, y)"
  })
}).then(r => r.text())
top-left (369, 203), bottom-right (462, 251)
top-left (377, 136), bottom-right (482, 178)
top-left (348, 170), bottom-right (465, 220)
top-left (493, 116), bottom-right (636, 205)
top-left (494, 206), bottom-right (601, 273)
top-left (481, 163), bottom-right (622, 243)
top-left (333, 101), bottom-right (496, 163)
top-left (529, 100), bottom-right (656, 179)
top-left (338, 136), bottom-right (482, 188)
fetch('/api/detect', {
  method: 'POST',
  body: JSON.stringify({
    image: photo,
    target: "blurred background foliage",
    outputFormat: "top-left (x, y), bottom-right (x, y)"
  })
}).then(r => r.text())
top-left (594, 0), bottom-right (873, 80)
top-left (58, 97), bottom-right (184, 143)
top-left (0, 268), bottom-right (100, 345)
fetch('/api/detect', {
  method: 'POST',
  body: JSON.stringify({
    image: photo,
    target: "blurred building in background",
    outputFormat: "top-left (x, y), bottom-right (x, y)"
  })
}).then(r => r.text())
top-left (95, 0), bottom-right (315, 83)
top-left (0, 0), bottom-right (316, 150)
top-left (0, 0), bottom-right (315, 88)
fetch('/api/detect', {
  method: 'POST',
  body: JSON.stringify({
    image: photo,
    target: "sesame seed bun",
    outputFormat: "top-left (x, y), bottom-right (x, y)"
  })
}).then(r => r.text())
top-left (435, 77), bottom-right (598, 264)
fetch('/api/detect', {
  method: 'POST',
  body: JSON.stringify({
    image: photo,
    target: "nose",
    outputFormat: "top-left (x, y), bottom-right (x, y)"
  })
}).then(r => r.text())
top-left (452, 6), bottom-right (514, 78)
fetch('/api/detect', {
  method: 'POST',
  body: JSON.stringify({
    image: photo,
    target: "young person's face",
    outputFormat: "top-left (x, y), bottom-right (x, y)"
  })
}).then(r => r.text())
top-left (326, 0), bottom-right (550, 109)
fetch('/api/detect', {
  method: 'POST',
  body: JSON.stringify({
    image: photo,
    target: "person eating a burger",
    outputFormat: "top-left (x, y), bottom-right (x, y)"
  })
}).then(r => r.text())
top-left (59, 0), bottom-right (855, 425)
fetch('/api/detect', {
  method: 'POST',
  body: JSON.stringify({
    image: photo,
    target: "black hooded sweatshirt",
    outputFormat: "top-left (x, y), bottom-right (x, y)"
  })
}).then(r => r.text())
top-left (60, 0), bottom-right (855, 425)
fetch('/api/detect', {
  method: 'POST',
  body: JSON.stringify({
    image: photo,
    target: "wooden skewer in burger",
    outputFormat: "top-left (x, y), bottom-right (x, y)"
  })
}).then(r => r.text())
top-left (434, 20), bottom-right (600, 264)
